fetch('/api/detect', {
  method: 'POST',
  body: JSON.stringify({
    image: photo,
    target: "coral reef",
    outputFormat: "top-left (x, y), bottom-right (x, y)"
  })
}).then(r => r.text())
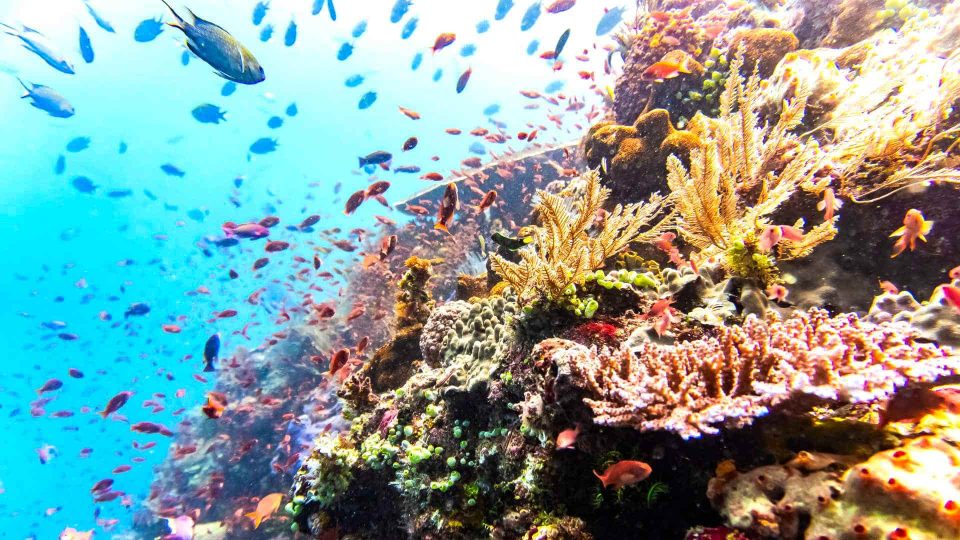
top-left (867, 280), bottom-right (960, 347)
top-left (729, 28), bottom-right (799, 78)
top-left (548, 309), bottom-right (957, 438)
top-left (436, 294), bottom-right (518, 397)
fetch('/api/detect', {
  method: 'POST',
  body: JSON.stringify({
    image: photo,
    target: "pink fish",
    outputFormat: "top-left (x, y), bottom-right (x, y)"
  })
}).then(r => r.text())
top-left (556, 425), bottom-right (580, 449)
top-left (593, 460), bottom-right (652, 489)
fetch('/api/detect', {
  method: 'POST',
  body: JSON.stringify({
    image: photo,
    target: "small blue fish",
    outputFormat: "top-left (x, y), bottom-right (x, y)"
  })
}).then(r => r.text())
top-left (181, 50), bottom-right (190, 65)
top-left (252, 1), bottom-right (270, 25)
top-left (1, 24), bottom-right (76, 74)
top-left (55, 155), bottom-right (66, 175)
top-left (187, 208), bottom-right (205, 222)
top-left (468, 142), bottom-right (486, 155)
top-left (337, 42), bottom-right (354, 61)
top-left (191, 104), bottom-right (227, 124)
top-left (67, 136), bottom-right (91, 152)
top-left (554, 28), bottom-right (569, 58)
top-left (71, 176), bottom-right (97, 193)
top-left (483, 103), bottom-right (500, 115)
top-left (432, 68), bottom-right (442, 82)
top-left (477, 20), bottom-right (490, 33)
top-left (134, 17), bottom-right (164, 42)
top-left (411, 51), bottom-right (423, 70)
top-left (520, 2), bottom-right (541, 31)
top-left (79, 27), bottom-right (94, 63)
top-left (358, 91), bottom-right (377, 109)
top-left (390, 0), bottom-right (413, 23)
top-left (460, 43), bottom-right (476, 57)
top-left (83, 1), bottom-right (115, 33)
top-left (400, 17), bottom-right (418, 39)
top-left (595, 6), bottom-right (624, 36)
top-left (260, 24), bottom-right (274, 42)
top-left (327, 0), bottom-right (337, 21)
top-left (345, 74), bottom-right (364, 87)
top-left (526, 39), bottom-right (539, 55)
top-left (545, 80), bottom-right (564, 93)
top-left (107, 189), bottom-right (132, 198)
top-left (250, 138), bottom-right (278, 154)
top-left (284, 19), bottom-right (297, 47)
top-left (161, 164), bottom-right (186, 177)
top-left (119, 141), bottom-right (127, 154)
top-left (267, 116), bottom-right (283, 128)
top-left (456, 67), bottom-right (472, 93)
top-left (312, 0), bottom-right (324, 15)
top-left (352, 20), bottom-right (367, 38)
top-left (221, 81), bottom-right (237, 96)
top-left (16, 78), bottom-right (74, 118)
top-left (495, 0), bottom-right (514, 20)
top-left (286, 103), bottom-right (298, 116)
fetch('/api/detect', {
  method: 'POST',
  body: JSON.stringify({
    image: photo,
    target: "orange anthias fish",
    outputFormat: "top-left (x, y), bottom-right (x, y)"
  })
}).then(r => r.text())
top-left (432, 32), bottom-right (456, 53)
top-left (398, 106), bottom-right (421, 120)
top-left (890, 208), bottom-right (933, 258)
top-left (817, 187), bottom-right (842, 221)
top-left (941, 284), bottom-right (960, 313)
top-left (476, 190), bottom-right (497, 213)
top-left (641, 50), bottom-right (696, 82)
top-left (555, 424), bottom-right (580, 450)
top-left (593, 460), bottom-right (652, 489)
top-left (434, 182), bottom-right (458, 234)
top-left (202, 391), bottom-right (228, 419)
top-left (244, 493), bottom-right (284, 529)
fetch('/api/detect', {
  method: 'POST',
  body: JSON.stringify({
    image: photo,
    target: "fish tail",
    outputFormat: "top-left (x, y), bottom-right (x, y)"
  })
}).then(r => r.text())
top-left (160, 0), bottom-right (185, 29)
top-left (357, 157), bottom-right (366, 168)
top-left (98, 410), bottom-right (108, 419)
top-left (0, 22), bottom-right (19, 36)
top-left (15, 77), bottom-right (30, 97)
top-left (245, 511), bottom-right (263, 529)
top-left (592, 470), bottom-right (606, 488)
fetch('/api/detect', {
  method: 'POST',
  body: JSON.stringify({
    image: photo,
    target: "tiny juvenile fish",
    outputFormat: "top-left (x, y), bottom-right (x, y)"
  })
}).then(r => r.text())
top-left (358, 91), bottom-right (377, 109)
top-left (401, 16), bottom-right (418, 40)
top-left (83, 0), bottom-right (115, 33)
top-left (162, 0), bottom-right (265, 85)
top-left (284, 19), bottom-right (297, 47)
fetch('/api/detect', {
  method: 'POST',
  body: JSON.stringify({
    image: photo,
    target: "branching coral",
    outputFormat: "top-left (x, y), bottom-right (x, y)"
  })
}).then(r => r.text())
top-left (489, 170), bottom-right (674, 306)
top-left (546, 309), bottom-right (957, 439)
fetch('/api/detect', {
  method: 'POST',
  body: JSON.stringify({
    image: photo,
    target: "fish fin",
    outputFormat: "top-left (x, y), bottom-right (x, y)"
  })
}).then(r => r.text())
top-left (0, 22), bottom-right (19, 36)
top-left (15, 77), bottom-right (30, 96)
top-left (244, 511), bottom-right (263, 529)
top-left (922, 220), bottom-right (934, 234)
top-left (918, 233), bottom-right (928, 243)
top-left (592, 470), bottom-right (606, 488)
top-left (237, 41), bottom-right (245, 73)
top-left (816, 200), bottom-right (826, 211)
top-left (889, 226), bottom-right (906, 238)
top-left (160, 0), bottom-right (184, 28)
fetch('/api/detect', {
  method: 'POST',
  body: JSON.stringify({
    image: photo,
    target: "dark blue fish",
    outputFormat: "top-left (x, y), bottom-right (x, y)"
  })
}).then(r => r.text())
top-left (312, 0), bottom-right (324, 15)
top-left (286, 103), bottom-right (298, 116)
top-left (191, 104), bottom-right (226, 124)
top-left (477, 20), bottom-right (490, 33)
top-left (456, 67), bottom-right (472, 93)
top-left (545, 80), bottom-right (564, 93)
top-left (66, 136), bottom-right (90, 152)
top-left (390, 0), bottom-right (413, 23)
top-left (144, 189), bottom-right (157, 200)
top-left (432, 68), bottom-right (442, 82)
top-left (71, 176), bottom-right (97, 193)
top-left (79, 27), bottom-right (94, 63)
top-left (260, 24), bottom-right (274, 42)
top-left (520, 2), bottom-right (541, 31)
top-left (250, 138), bottom-right (278, 154)
top-left (203, 334), bottom-right (220, 372)
top-left (358, 91), bottom-right (377, 109)
top-left (267, 116), bottom-right (283, 128)
top-left (352, 20), bottom-right (367, 38)
top-left (215, 236), bottom-right (239, 247)
top-left (107, 189), bottom-right (132, 198)
top-left (483, 103), bottom-right (500, 115)
top-left (187, 208), bottom-right (206, 222)
top-left (460, 43), bottom-right (476, 57)
top-left (124, 302), bottom-right (151, 318)
top-left (345, 74), bottom-right (364, 87)
top-left (83, 1), bottom-right (115, 33)
top-left (17, 79), bottom-right (74, 118)
top-left (358, 150), bottom-right (392, 167)
top-left (595, 6), bottom-right (624, 36)
top-left (134, 17), bottom-right (164, 42)
top-left (495, 0), bottom-right (514, 20)
top-left (400, 16), bottom-right (418, 39)
top-left (411, 51), bottom-right (423, 70)
top-left (337, 42), bottom-right (354, 61)
top-left (469, 142), bottom-right (486, 155)
top-left (55, 155), bottom-right (66, 174)
top-left (554, 28), bottom-right (570, 58)
top-left (526, 39), bottom-right (539, 55)
top-left (284, 19), bottom-right (297, 47)
top-left (161, 164), bottom-right (186, 177)
top-left (327, 0), bottom-right (337, 21)
top-left (252, 1), bottom-right (269, 25)
top-left (119, 141), bottom-right (127, 154)
top-left (181, 50), bottom-right (190, 65)
top-left (221, 81), bottom-right (237, 96)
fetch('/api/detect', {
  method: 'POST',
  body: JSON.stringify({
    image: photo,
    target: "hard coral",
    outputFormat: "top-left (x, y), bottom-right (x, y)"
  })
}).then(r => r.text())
top-left (547, 309), bottom-right (957, 439)
top-left (396, 256), bottom-right (437, 330)
top-left (419, 300), bottom-right (471, 366)
top-left (729, 28), bottom-right (799, 78)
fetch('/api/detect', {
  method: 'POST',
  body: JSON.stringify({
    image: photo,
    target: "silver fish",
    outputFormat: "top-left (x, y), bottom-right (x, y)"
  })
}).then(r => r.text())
top-left (161, 0), bottom-right (265, 85)
top-left (1, 23), bottom-right (75, 74)
top-left (17, 78), bottom-right (74, 118)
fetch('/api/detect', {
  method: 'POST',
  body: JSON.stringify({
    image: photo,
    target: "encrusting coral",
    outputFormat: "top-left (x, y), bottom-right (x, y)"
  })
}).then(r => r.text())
top-left (546, 308), bottom-right (957, 439)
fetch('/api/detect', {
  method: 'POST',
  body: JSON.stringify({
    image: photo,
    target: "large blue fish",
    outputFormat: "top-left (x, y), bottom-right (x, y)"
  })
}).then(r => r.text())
top-left (162, 0), bottom-right (265, 84)
top-left (79, 27), bottom-right (94, 63)
top-left (400, 17), bottom-right (418, 40)
top-left (1, 24), bottom-right (76, 74)
top-left (17, 78), bottom-right (75, 118)
top-left (284, 19), bottom-right (297, 47)
top-left (390, 0), bottom-right (413, 23)
top-left (495, 0), bottom-right (514, 20)
top-left (595, 6), bottom-right (624, 36)
top-left (134, 17), bottom-right (165, 42)
top-left (252, 1), bottom-right (270, 25)
top-left (520, 2), bottom-right (541, 31)
top-left (83, 1), bottom-right (115, 33)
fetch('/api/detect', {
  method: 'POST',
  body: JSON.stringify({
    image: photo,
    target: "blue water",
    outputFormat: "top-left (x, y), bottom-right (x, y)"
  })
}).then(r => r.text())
top-left (0, 0), bottom-right (619, 537)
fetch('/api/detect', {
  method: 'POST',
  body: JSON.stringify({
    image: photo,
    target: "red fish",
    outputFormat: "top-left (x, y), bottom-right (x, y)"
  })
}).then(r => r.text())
top-left (817, 187), bottom-right (842, 221)
top-left (879, 280), bottom-right (899, 294)
top-left (344, 190), bottom-right (366, 216)
top-left (99, 391), bottom-right (133, 418)
top-left (202, 391), bottom-right (228, 419)
top-left (434, 183), bottom-right (458, 234)
top-left (253, 257), bottom-right (270, 270)
top-left (161, 324), bottom-right (181, 334)
top-left (476, 190), bottom-right (497, 213)
top-left (421, 172), bottom-right (444, 181)
top-left (36, 378), bottom-right (63, 395)
top-left (329, 348), bottom-right (349, 374)
top-left (131, 421), bottom-right (173, 436)
top-left (299, 215), bottom-right (320, 229)
top-left (432, 33), bottom-right (456, 53)
top-left (402, 137), bottom-right (418, 151)
top-left (556, 424), bottom-right (580, 449)
top-left (942, 285), bottom-right (960, 313)
top-left (593, 460), bottom-right (652, 489)
top-left (345, 304), bottom-right (366, 321)
top-left (639, 297), bottom-right (674, 321)
top-left (366, 181), bottom-right (390, 197)
top-left (217, 309), bottom-right (238, 318)
top-left (265, 240), bottom-right (290, 252)
top-left (546, 0), bottom-right (575, 13)
top-left (398, 106), bottom-right (421, 120)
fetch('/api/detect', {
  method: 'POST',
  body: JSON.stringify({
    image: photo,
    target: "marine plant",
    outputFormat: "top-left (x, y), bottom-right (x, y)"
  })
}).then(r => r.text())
top-left (489, 170), bottom-right (674, 308)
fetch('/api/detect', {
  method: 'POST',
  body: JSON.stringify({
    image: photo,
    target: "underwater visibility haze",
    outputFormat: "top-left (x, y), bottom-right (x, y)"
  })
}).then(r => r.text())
top-left (3, 0), bottom-right (960, 538)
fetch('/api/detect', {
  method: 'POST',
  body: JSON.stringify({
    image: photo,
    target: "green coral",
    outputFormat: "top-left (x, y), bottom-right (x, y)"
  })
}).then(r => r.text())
top-left (723, 238), bottom-right (780, 288)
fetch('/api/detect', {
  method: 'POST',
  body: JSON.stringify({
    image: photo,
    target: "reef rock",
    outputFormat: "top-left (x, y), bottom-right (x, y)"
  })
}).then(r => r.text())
top-left (729, 28), bottom-right (799, 78)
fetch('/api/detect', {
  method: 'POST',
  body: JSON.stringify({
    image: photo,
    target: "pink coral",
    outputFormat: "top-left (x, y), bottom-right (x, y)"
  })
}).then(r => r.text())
top-left (545, 309), bottom-right (958, 438)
